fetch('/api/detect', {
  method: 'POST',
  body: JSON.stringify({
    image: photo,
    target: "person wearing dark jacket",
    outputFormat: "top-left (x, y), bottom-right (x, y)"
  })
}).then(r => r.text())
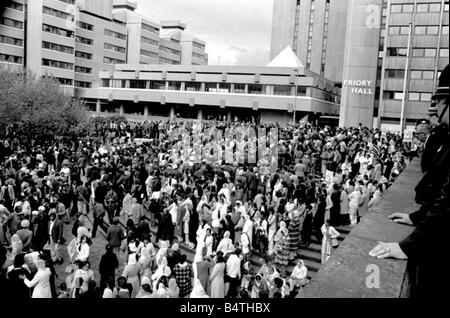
top-left (48, 211), bottom-right (64, 264)
top-left (106, 217), bottom-right (125, 256)
top-left (369, 64), bottom-right (450, 298)
top-left (99, 244), bottom-right (119, 290)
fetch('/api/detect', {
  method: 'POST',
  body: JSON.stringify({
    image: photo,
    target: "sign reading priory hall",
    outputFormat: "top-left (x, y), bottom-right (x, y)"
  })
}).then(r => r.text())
top-left (343, 80), bottom-right (374, 95)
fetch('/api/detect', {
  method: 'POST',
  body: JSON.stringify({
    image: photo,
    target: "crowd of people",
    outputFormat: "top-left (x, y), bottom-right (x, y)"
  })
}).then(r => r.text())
top-left (0, 117), bottom-right (414, 299)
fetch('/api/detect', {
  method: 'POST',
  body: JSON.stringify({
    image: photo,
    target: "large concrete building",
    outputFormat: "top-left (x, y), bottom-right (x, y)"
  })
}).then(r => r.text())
top-left (76, 62), bottom-right (341, 126)
top-left (270, 0), bottom-right (449, 130)
top-left (0, 0), bottom-right (208, 91)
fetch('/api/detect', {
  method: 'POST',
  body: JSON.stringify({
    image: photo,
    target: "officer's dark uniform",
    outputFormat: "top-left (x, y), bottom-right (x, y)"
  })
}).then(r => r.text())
top-left (398, 64), bottom-right (450, 298)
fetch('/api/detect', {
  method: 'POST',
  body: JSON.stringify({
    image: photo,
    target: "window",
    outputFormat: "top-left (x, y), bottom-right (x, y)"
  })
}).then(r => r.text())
top-left (57, 0), bottom-right (75, 4)
top-left (192, 52), bottom-right (204, 59)
top-left (297, 86), bottom-right (307, 96)
top-left (443, 26), bottom-right (449, 35)
top-left (74, 81), bottom-right (92, 88)
top-left (218, 83), bottom-right (231, 93)
top-left (248, 84), bottom-right (263, 94)
top-left (149, 81), bottom-right (165, 90)
top-left (205, 83), bottom-right (218, 92)
top-left (141, 36), bottom-right (159, 46)
top-left (104, 29), bottom-right (126, 41)
top-left (142, 23), bottom-right (159, 34)
top-left (427, 26), bottom-right (439, 35)
top-left (159, 56), bottom-right (178, 64)
top-left (0, 53), bottom-right (23, 64)
top-left (185, 82), bottom-right (202, 91)
top-left (389, 26), bottom-right (400, 35)
top-left (386, 69), bottom-right (405, 78)
top-left (417, 3), bottom-right (428, 12)
top-left (440, 48), bottom-right (449, 57)
top-left (42, 24), bottom-right (74, 38)
top-left (400, 26), bottom-right (410, 35)
top-left (42, 41), bottom-right (74, 54)
top-left (233, 83), bottom-right (245, 93)
top-left (0, 35), bottom-right (23, 47)
top-left (415, 26), bottom-right (427, 35)
top-left (5, 1), bottom-right (24, 11)
top-left (140, 49), bottom-right (158, 59)
top-left (394, 92), bottom-right (404, 100)
top-left (445, 3), bottom-right (449, 11)
top-left (429, 3), bottom-right (441, 12)
top-left (391, 4), bottom-right (402, 12)
top-left (411, 70), bottom-right (422, 79)
top-left (402, 4), bottom-right (414, 12)
top-left (408, 92), bottom-right (420, 101)
top-left (104, 43), bottom-right (126, 54)
top-left (387, 47), bottom-right (407, 56)
top-left (421, 93), bottom-right (432, 101)
top-left (422, 71), bottom-right (434, 79)
top-left (42, 58), bottom-right (74, 70)
top-left (273, 85), bottom-right (292, 96)
top-left (193, 42), bottom-right (205, 50)
top-left (43, 6), bottom-right (74, 21)
top-left (77, 21), bottom-right (93, 31)
top-left (130, 80), bottom-right (147, 89)
top-left (0, 17), bottom-right (23, 29)
top-left (413, 48), bottom-right (425, 56)
top-left (101, 79), bottom-right (110, 87)
top-left (425, 48), bottom-right (436, 57)
top-left (103, 57), bottom-right (125, 64)
top-left (75, 51), bottom-right (92, 60)
top-left (57, 78), bottom-right (73, 86)
top-left (75, 66), bottom-right (92, 74)
top-left (160, 45), bottom-right (181, 55)
top-left (75, 36), bottom-right (93, 45)
top-left (167, 81), bottom-right (181, 90)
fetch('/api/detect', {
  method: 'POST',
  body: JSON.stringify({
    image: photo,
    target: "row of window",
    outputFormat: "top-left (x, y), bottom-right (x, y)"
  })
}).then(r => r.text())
top-left (76, 36), bottom-right (93, 46)
top-left (388, 47), bottom-right (449, 57)
top-left (42, 41), bottom-right (74, 54)
top-left (0, 34), bottom-right (23, 47)
top-left (77, 21), bottom-right (94, 31)
top-left (160, 45), bottom-right (181, 55)
top-left (141, 36), bottom-right (159, 46)
top-left (42, 58), bottom-right (74, 70)
top-left (385, 69), bottom-right (437, 80)
top-left (58, 78), bottom-right (73, 86)
top-left (75, 81), bottom-right (92, 88)
top-left (75, 65), bottom-right (92, 74)
top-left (389, 25), bottom-right (448, 35)
top-left (192, 52), bottom-right (205, 59)
top-left (43, 6), bottom-right (74, 21)
top-left (57, 0), bottom-right (75, 4)
top-left (5, 1), bottom-right (24, 12)
top-left (0, 17), bottom-right (23, 29)
top-left (159, 56), bottom-right (179, 64)
top-left (104, 29), bottom-right (126, 41)
top-left (192, 42), bottom-right (205, 50)
top-left (391, 2), bottom-right (443, 13)
top-left (141, 23), bottom-right (159, 34)
top-left (104, 43), bottom-right (126, 54)
top-left (384, 91), bottom-right (432, 102)
top-left (75, 51), bottom-right (92, 60)
top-left (42, 24), bottom-right (74, 38)
top-left (103, 56), bottom-right (125, 64)
top-left (0, 53), bottom-right (23, 64)
top-left (140, 49), bottom-right (158, 59)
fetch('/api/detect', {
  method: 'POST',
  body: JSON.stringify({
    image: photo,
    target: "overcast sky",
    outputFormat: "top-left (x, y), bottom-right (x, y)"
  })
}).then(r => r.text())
top-left (135, 0), bottom-right (273, 66)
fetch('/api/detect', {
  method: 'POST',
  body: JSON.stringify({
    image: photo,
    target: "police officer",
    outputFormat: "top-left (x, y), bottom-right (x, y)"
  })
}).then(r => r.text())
top-left (369, 64), bottom-right (450, 297)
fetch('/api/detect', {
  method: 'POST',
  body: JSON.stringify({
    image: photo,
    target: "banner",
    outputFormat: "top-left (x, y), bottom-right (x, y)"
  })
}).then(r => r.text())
top-left (67, 239), bottom-right (79, 262)
top-left (403, 129), bottom-right (414, 143)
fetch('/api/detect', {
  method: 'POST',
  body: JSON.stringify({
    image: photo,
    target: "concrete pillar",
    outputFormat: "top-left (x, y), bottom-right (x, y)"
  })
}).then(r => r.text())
top-left (170, 106), bottom-right (175, 119)
top-left (197, 108), bottom-right (203, 120)
top-left (227, 111), bottom-right (232, 122)
top-left (96, 99), bottom-right (101, 113)
top-left (119, 104), bottom-right (124, 116)
top-left (144, 105), bottom-right (149, 118)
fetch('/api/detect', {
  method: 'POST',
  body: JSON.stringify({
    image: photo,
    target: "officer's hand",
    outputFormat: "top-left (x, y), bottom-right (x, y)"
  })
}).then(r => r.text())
top-left (388, 213), bottom-right (413, 225)
top-left (369, 242), bottom-right (408, 259)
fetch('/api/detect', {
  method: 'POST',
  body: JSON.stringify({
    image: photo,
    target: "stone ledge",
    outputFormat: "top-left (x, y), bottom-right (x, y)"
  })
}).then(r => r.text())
top-left (299, 159), bottom-right (422, 298)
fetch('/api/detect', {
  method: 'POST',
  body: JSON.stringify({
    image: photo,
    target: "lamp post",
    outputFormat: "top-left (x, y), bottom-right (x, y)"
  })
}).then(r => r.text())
top-left (293, 68), bottom-right (299, 123)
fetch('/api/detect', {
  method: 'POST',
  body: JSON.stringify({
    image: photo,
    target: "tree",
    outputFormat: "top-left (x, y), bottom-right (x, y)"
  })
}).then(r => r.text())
top-left (0, 64), bottom-right (88, 138)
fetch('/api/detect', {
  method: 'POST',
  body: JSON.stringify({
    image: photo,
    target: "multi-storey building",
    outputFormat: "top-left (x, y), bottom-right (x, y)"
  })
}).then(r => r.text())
top-left (270, 0), bottom-right (449, 129)
top-left (0, 0), bottom-right (208, 92)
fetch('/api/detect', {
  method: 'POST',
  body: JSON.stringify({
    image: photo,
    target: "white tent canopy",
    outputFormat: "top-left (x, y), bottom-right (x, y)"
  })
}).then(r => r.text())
top-left (266, 46), bottom-right (305, 68)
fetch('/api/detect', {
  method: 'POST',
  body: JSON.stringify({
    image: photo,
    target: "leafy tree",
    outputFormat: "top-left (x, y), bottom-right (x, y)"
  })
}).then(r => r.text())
top-left (0, 64), bottom-right (88, 138)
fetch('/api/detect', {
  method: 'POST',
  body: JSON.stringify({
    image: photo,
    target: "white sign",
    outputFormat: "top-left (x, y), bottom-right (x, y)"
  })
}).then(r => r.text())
top-left (403, 129), bottom-right (414, 143)
top-left (67, 239), bottom-right (79, 262)
top-left (343, 80), bottom-right (374, 95)
top-left (325, 170), bottom-right (334, 185)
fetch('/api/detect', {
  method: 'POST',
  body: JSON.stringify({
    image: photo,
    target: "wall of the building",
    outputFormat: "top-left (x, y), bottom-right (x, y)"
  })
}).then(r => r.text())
top-left (269, 0), bottom-right (296, 61)
top-left (0, 0), bottom-right (25, 67)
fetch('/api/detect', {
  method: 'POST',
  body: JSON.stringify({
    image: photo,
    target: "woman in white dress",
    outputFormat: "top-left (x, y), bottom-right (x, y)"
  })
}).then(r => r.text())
top-left (209, 254), bottom-right (225, 298)
top-left (320, 219), bottom-right (340, 263)
top-left (20, 259), bottom-right (51, 298)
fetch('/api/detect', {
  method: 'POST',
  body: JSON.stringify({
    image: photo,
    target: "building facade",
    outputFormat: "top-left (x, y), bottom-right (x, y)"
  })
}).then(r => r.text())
top-left (77, 64), bottom-right (341, 126)
top-left (270, 0), bottom-right (449, 129)
top-left (0, 0), bottom-right (208, 92)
